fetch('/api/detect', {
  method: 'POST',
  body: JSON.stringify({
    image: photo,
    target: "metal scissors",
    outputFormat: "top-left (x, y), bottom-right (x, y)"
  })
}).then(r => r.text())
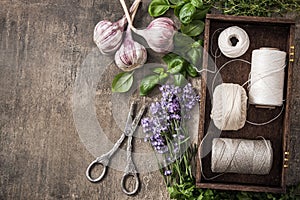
top-left (86, 101), bottom-right (146, 195)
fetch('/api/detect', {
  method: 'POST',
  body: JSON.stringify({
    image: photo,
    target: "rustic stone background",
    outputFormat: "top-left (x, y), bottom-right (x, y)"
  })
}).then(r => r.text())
top-left (0, 0), bottom-right (299, 199)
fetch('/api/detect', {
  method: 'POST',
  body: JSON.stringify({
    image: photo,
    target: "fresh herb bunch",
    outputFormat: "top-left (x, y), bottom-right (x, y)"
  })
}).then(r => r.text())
top-left (212, 0), bottom-right (300, 17)
top-left (141, 84), bottom-right (199, 186)
top-left (138, 0), bottom-right (210, 96)
top-left (113, 0), bottom-right (209, 95)
top-left (148, 0), bottom-right (210, 37)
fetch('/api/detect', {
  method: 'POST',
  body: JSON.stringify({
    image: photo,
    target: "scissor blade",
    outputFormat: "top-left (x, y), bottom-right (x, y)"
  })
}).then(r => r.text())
top-left (124, 101), bottom-right (136, 133)
top-left (130, 104), bottom-right (146, 134)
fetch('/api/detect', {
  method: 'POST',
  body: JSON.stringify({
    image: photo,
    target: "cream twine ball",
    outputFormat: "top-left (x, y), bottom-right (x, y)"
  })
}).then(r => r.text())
top-left (210, 83), bottom-right (247, 131)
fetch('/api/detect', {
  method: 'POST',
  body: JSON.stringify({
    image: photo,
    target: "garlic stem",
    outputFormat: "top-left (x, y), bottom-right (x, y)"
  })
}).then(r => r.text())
top-left (129, 0), bottom-right (141, 16)
top-left (119, 0), bottom-right (137, 31)
top-left (130, 0), bottom-right (141, 22)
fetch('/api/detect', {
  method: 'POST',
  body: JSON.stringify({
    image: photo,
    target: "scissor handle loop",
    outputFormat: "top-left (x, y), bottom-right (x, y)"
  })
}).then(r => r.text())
top-left (86, 159), bottom-right (107, 182)
top-left (121, 172), bottom-right (139, 195)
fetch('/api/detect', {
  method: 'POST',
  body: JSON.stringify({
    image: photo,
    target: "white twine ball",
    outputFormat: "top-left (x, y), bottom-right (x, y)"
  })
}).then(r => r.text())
top-left (218, 26), bottom-right (250, 58)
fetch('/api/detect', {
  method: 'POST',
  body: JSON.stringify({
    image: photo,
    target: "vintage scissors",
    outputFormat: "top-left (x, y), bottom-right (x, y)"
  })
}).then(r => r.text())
top-left (86, 101), bottom-right (146, 195)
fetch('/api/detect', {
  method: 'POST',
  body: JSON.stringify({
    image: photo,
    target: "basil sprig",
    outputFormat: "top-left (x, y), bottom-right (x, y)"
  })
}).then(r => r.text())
top-left (181, 20), bottom-right (205, 37)
top-left (140, 0), bottom-right (208, 96)
top-left (112, 72), bottom-right (134, 93)
top-left (148, 0), bottom-right (210, 37)
top-left (116, 0), bottom-right (210, 96)
top-left (148, 0), bottom-right (170, 17)
top-left (140, 68), bottom-right (169, 96)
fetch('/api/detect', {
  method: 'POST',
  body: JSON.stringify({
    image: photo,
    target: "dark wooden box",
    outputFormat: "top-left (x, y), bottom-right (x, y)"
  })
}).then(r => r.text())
top-left (196, 14), bottom-right (295, 193)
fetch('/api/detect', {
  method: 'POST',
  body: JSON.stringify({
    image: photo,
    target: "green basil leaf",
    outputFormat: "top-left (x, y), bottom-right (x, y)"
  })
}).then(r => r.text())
top-left (181, 68), bottom-right (187, 77)
top-left (167, 57), bottom-right (185, 74)
top-left (169, 0), bottom-right (180, 4)
top-left (193, 6), bottom-right (210, 20)
top-left (139, 74), bottom-right (160, 96)
top-left (173, 32), bottom-right (194, 48)
top-left (162, 53), bottom-right (179, 64)
top-left (180, 20), bottom-right (205, 36)
top-left (173, 33), bottom-right (194, 56)
top-left (148, 0), bottom-right (170, 17)
top-left (191, 0), bottom-right (203, 8)
top-left (112, 72), bottom-right (134, 93)
top-left (159, 72), bottom-right (169, 80)
top-left (179, 3), bottom-right (196, 24)
top-left (153, 67), bottom-right (165, 74)
top-left (186, 46), bottom-right (202, 67)
top-left (174, 73), bottom-right (186, 86)
top-left (191, 40), bottom-right (203, 48)
top-left (186, 63), bottom-right (198, 77)
top-left (174, 1), bottom-right (185, 17)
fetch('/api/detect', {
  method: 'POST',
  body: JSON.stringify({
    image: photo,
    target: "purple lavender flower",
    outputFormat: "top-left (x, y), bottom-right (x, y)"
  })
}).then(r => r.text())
top-left (141, 118), bottom-right (153, 134)
top-left (149, 133), bottom-right (168, 154)
top-left (141, 83), bottom-right (199, 157)
top-left (150, 102), bottom-right (161, 115)
top-left (178, 134), bottom-right (185, 140)
top-left (173, 146), bottom-right (179, 154)
top-left (181, 83), bottom-right (199, 112)
top-left (164, 170), bottom-right (172, 176)
top-left (170, 114), bottom-right (181, 120)
top-left (166, 96), bottom-right (180, 114)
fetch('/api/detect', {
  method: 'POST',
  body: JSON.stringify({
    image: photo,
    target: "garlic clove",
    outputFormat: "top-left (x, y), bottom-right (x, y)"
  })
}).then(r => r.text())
top-left (115, 28), bottom-right (147, 72)
top-left (134, 17), bottom-right (177, 54)
top-left (93, 18), bottom-right (127, 55)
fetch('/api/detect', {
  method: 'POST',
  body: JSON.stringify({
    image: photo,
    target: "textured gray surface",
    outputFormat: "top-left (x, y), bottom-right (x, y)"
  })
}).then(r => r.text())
top-left (0, 0), bottom-right (169, 199)
top-left (0, 0), bottom-right (299, 199)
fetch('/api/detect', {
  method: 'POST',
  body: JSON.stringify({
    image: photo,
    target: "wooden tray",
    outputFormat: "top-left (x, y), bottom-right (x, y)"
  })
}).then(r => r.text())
top-left (196, 14), bottom-right (295, 193)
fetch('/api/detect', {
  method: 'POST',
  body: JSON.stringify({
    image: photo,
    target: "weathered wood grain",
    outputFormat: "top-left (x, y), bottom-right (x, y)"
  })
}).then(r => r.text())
top-left (0, 0), bottom-right (169, 199)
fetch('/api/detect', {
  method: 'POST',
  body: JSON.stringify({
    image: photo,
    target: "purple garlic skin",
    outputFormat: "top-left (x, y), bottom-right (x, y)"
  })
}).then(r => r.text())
top-left (93, 18), bottom-right (126, 55)
top-left (135, 17), bottom-right (177, 53)
top-left (115, 28), bottom-right (147, 72)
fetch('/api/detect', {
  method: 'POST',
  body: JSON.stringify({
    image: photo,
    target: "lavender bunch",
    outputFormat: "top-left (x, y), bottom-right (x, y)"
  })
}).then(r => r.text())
top-left (141, 83), bottom-right (199, 185)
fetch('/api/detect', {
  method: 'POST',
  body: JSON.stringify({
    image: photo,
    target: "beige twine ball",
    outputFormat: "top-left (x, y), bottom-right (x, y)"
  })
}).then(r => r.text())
top-left (210, 83), bottom-right (247, 131)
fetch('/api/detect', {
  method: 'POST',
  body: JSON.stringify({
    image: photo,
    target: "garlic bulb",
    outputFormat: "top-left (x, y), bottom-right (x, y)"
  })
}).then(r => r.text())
top-left (94, 17), bottom-right (127, 55)
top-left (93, 0), bottom-right (141, 55)
top-left (134, 17), bottom-right (177, 53)
top-left (115, 26), bottom-right (147, 71)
